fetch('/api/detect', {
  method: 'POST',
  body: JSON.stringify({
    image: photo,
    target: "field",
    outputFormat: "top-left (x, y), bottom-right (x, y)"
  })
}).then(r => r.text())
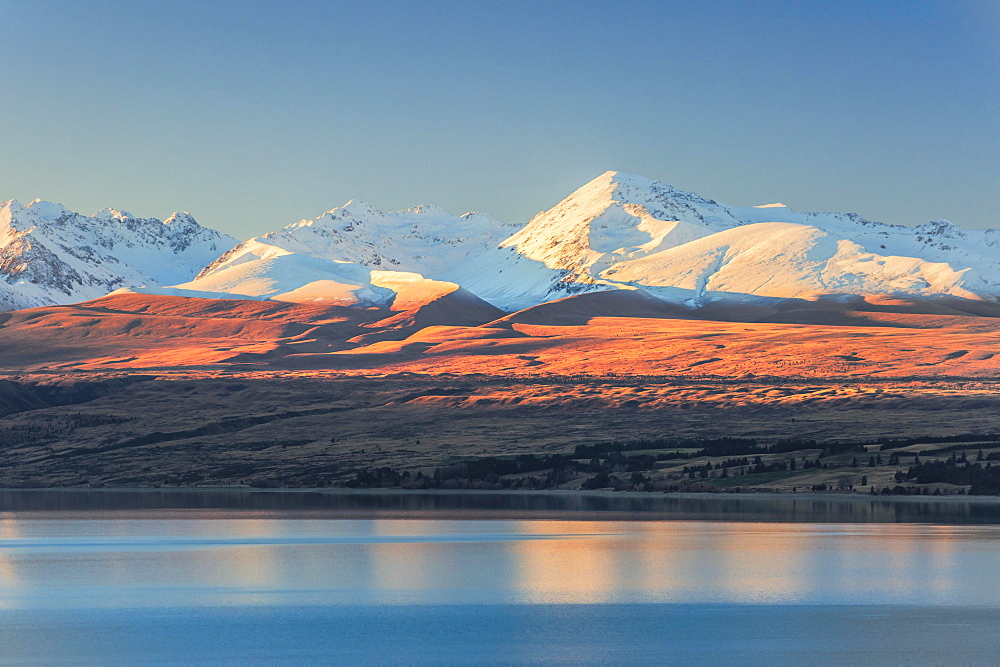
top-left (0, 371), bottom-right (996, 491)
top-left (0, 292), bottom-right (997, 491)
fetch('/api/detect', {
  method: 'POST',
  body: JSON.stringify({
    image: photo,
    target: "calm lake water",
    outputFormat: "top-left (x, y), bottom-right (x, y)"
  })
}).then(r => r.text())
top-left (2, 491), bottom-right (1000, 664)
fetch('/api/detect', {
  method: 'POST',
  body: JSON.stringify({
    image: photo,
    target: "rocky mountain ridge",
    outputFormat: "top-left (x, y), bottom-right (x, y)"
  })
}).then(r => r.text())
top-left (3, 172), bottom-right (998, 313)
top-left (177, 171), bottom-right (999, 311)
top-left (0, 199), bottom-right (236, 310)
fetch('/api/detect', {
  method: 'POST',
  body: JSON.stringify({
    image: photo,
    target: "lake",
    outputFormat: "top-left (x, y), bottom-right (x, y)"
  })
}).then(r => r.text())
top-left (2, 490), bottom-right (1000, 664)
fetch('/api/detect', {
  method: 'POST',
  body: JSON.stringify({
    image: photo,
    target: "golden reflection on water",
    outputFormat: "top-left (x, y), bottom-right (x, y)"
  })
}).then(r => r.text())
top-left (508, 521), bottom-right (976, 605)
top-left (0, 517), bottom-right (993, 609)
top-left (0, 513), bottom-right (20, 607)
top-left (369, 520), bottom-right (452, 592)
top-left (510, 521), bottom-right (815, 604)
top-left (714, 523), bottom-right (805, 602)
top-left (195, 519), bottom-right (284, 593)
top-left (512, 521), bottom-right (621, 604)
top-left (925, 526), bottom-right (958, 596)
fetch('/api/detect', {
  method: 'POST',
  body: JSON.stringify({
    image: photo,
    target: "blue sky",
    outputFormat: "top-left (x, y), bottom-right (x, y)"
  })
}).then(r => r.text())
top-left (1, 0), bottom-right (996, 236)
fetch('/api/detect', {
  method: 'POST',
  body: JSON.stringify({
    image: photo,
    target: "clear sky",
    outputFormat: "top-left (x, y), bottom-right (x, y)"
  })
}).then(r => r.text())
top-left (1, 0), bottom-right (997, 237)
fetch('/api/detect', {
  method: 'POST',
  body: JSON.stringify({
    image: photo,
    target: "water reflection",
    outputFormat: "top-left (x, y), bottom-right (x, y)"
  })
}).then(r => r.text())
top-left (716, 524), bottom-right (804, 602)
top-left (513, 522), bottom-right (621, 603)
top-left (369, 520), bottom-right (453, 595)
top-left (1, 515), bottom-right (999, 611)
top-left (0, 513), bottom-right (21, 607)
top-left (2, 499), bottom-right (999, 665)
top-left (506, 522), bottom-right (996, 606)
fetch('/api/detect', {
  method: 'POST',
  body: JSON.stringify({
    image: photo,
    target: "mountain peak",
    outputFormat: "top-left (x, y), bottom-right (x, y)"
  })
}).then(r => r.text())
top-left (565, 171), bottom-right (717, 212)
top-left (164, 212), bottom-right (200, 227)
top-left (502, 170), bottom-right (722, 276)
top-left (94, 207), bottom-right (136, 221)
top-left (0, 198), bottom-right (27, 217)
top-left (300, 200), bottom-right (382, 229)
top-left (572, 171), bottom-right (662, 199)
top-left (600, 170), bottom-right (660, 188)
top-left (1, 199), bottom-right (38, 232)
top-left (26, 200), bottom-right (72, 221)
top-left (337, 199), bottom-right (380, 217)
top-left (405, 204), bottom-right (449, 216)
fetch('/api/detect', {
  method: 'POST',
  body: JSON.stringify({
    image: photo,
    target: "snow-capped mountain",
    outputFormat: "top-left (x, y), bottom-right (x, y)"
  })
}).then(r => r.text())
top-left (505, 171), bottom-right (1000, 305)
top-left (4, 172), bottom-right (998, 315)
top-left (188, 201), bottom-right (578, 310)
top-left (0, 199), bottom-right (237, 310)
top-left (185, 171), bottom-right (999, 311)
top-left (199, 201), bottom-right (519, 278)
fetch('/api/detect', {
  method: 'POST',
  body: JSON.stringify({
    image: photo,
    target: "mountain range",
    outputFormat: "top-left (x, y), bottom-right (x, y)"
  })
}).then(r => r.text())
top-left (0, 199), bottom-right (235, 311)
top-left (3, 171), bottom-right (997, 317)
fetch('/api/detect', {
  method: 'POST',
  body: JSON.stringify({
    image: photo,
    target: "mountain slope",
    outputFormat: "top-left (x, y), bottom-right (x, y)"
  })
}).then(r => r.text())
top-left (604, 221), bottom-right (978, 303)
top-left (505, 171), bottom-right (1000, 304)
top-left (137, 254), bottom-right (394, 306)
top-left (192, 200), bottom-right (584, 310)
top-left (3, 172), bottom-right (997, 315)
top-left (0, 199), bottom-right (237, 310)
top-left (2, 289), bottom-right (997, 377)
top-left (199, 201), bottom-right (518, 280)
top-left (190, 171), bottom-right (998, 312)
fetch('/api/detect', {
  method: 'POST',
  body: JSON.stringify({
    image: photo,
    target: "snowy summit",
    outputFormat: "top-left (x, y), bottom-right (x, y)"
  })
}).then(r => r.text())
top-left (2, 172), bottom-right (998, 313)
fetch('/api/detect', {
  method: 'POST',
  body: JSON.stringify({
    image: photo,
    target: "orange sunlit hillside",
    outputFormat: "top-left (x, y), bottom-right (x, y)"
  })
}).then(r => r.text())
top-left (0, 291), bottom-right (996, 378)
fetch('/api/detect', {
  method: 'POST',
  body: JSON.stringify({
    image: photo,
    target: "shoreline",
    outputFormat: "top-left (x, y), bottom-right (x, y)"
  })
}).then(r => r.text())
top-left (4, 486), bottom-right (1000, 503)
top-left (3, 487), bottom-right (1000, 524)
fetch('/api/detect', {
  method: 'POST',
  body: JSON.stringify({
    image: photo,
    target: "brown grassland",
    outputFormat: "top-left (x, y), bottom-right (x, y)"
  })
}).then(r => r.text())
top-left (0, 292), bottom-right (997, 491)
